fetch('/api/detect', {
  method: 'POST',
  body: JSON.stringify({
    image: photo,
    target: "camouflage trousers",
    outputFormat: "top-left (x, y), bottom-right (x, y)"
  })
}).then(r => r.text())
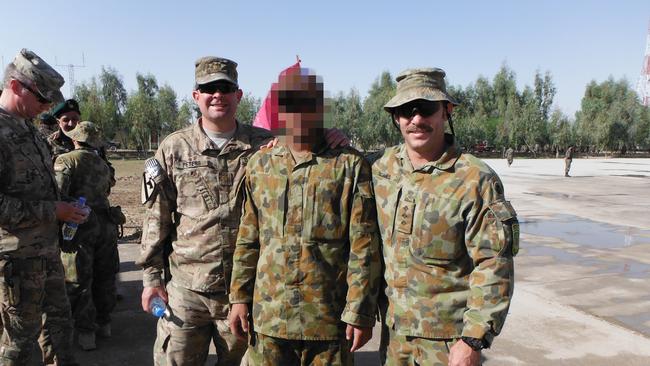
top-left (564, 158), bottom-right (572, 176)
top-left (506, 157), bottom-right (513, 166)
top-left (60, 213), bottom-right (119, 332)
top-left (379, 324), bottom-right (459, 366)
top-left (0, 253), bottom-right (76, 365)
top-left (153, 280), bottom-right (247, 366)
top-left (246, 332), bottom-right (353, 366)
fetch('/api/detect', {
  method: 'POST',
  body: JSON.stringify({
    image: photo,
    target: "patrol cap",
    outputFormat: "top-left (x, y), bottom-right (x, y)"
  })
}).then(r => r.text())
top-left (11, 49), bottom-right (65, 104)
top-left (384, 68), bottom-right (459, 111)
top-left (194, 56), bottom-right (238, 87)
top-left (51, 99), bottom-right (80, 118)
top-left (63, 121), bottom-right (102, 148)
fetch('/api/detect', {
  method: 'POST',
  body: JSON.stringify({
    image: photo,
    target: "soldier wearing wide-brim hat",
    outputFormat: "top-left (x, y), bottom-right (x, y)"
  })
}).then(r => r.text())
top-left (374, 67), bottom-right (518, 366)
top-left (54, 120), bottom-right (119, 351)
top-left (0, 48), bottom-right (85, 365)
top-left (63, 121), bottom-right (103, 149)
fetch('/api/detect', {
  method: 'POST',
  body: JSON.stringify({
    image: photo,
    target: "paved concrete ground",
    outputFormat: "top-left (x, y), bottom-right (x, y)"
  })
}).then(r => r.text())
top-left (31, 157), bottom-right (650, 365)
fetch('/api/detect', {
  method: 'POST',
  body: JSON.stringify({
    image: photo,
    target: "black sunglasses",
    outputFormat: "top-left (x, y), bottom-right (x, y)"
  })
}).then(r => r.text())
top-left (17, 80), bottom-right (51, 104)
top-left (394, 100), bottom-right (442, 119)
top-left (198, 81), bottom-right (238, 95)
top-left (278, 91), bottom-right (321, 113)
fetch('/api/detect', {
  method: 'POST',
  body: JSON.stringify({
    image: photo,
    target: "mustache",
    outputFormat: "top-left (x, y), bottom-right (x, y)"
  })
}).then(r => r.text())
top-left (405, 124), bottom-right (433, 133)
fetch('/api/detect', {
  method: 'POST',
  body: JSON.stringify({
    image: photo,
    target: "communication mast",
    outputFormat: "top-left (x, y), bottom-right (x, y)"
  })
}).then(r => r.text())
top-left (56, 53), bottom-right (85, 98)
top-left (638, 21), bottom-right (650, 106)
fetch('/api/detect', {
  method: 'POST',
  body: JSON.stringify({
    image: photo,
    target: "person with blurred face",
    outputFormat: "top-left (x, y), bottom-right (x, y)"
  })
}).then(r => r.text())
top-left (229, 67), bottom-right (380, 366)
top-left (0, 48), bottom-right (87, 366)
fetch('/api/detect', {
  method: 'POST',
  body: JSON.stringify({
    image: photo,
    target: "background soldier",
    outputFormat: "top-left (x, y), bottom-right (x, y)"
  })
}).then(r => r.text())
top-left (373, 68), bottom-right (518, 366)
top-left (38, 112), bottom-right (58, 139)
top-left (564, 145), bottom-right (574, 177)
top-left (48, 99), bottom-right (80, 159)
top-left (0, 48), bottom-right (87, 366)
top-left (53, 121), bottom-right (120, 351)
top-left (505, 146), bottom-right (514, 167)
top-left (229, 67), bottom-right (380, 366)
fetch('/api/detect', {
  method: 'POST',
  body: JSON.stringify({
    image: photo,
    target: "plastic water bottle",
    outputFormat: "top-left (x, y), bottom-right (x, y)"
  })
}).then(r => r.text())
top-left (149, 297), bottom-right (170, 318)
top-left (62, 197), bottom-right (86, 241)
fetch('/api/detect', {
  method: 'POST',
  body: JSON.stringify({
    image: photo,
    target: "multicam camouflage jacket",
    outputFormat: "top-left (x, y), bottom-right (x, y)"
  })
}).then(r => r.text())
top-left (229, 144), bottom-right (381, 340)
top-left (137, 121), bottom-right (272, 293)
top-left (0, 108), bottom-right (60, 257)
top-left (372, 135), bottom-right (518, 345)
top-left (53, 147), bottom-right (113, 210)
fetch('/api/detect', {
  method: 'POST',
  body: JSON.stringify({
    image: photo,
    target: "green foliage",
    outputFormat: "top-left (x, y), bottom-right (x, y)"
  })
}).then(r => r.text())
top-left (575, 78), bottom-right (650, 152)
top-left (236, 92), bottom-right (261, 125)
top-left (73, 63), bottom-right (650, 154)
top-left (357, 72), bottom-right (400, 150)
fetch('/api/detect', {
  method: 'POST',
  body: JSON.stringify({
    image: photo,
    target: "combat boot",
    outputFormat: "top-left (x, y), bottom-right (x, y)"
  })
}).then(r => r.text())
top-left (96, 323), bottom-right (111, 338)
top-left (78, 331), bottom-right (96, 351)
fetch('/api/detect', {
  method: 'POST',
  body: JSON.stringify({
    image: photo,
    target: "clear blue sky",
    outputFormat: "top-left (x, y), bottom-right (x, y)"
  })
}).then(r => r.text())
top-left (2, 0), bottom-right (649, 117)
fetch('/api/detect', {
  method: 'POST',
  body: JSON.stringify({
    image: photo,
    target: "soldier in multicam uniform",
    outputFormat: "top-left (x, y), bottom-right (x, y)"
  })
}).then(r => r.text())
top-left (505, 147), bottom-right (514, 167)
top-left (137, 56), bottom-right (273, 366)
top-left (229, 67), bottom-right (381, 365)
top-left (0, 49), bottom-right (88, 366)
top-left (53, 121), bottom-right (120, 351)
top-left (372, 68), bottom-right (518, 366)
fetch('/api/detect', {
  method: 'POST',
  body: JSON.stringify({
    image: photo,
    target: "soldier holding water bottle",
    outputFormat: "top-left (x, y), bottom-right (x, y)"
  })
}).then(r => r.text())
top-left (53, 121), bottom-right (119, 351)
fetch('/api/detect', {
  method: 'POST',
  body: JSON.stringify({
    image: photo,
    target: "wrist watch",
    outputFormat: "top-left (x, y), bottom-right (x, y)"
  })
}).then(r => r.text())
top-left (461, 336), bottom-right (486, 351)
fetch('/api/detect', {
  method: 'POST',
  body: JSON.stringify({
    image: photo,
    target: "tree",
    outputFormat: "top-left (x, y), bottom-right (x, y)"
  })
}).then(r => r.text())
top-left (236, 92), bottom-right (261, 125)
top-left (125, 74), bottom-right (160, 150)
top-left (358, 71), bottom-right (399, 150)
top-left (575, 78), bottom-right (649, 153)
top-left (331, 88), bottom-right (363, 145)
top-left (157, 84), bottom-right (179, 136)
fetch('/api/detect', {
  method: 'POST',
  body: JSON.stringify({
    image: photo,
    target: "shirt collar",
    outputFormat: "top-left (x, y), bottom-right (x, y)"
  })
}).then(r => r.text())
top-left (192, 119), bottom-right (253, 154)
top-left (398, 133), bottom-right (461, 173)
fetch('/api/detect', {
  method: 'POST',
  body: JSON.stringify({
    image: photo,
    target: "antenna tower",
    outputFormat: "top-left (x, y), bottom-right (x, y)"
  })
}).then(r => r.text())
top-left (56, 53), bottom-right (85, 98)
top-left (638, 21), bottom-right (650, 106)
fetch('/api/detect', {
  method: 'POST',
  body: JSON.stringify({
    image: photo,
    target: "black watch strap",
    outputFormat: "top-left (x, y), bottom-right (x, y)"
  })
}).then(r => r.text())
top-left (461, 336), bottom-right (486, 351)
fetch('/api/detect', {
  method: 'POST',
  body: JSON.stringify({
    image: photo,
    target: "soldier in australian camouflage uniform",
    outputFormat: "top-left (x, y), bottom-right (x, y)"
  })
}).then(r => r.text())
top-left (53, 121), bottom-right (120, 351)
top-left (373, 68), bottom-right (518, 366)
top-left (0, 49), bottom-right (87, 366)
top-left (229, 67), bottom-right (381, 366)
top-left (137, 56), bottom-right (274, 366)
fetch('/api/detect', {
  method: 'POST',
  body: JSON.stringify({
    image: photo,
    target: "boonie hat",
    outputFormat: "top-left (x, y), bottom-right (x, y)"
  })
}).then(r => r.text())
top-left (384, 68), bottom-right (459, 111)
top-left (63, 121), bottom-right (102, 148)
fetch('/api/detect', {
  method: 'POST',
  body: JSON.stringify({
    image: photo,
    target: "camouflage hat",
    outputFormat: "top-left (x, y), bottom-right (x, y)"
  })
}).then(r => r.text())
top-left (11, 49), bottom-right (65, 104)
top-left (384, 68), bottom-right (459, 111)
top-left (63, 121), bottom-right (102, 148)
top-left (194, 56), bottom-right (238, 86)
